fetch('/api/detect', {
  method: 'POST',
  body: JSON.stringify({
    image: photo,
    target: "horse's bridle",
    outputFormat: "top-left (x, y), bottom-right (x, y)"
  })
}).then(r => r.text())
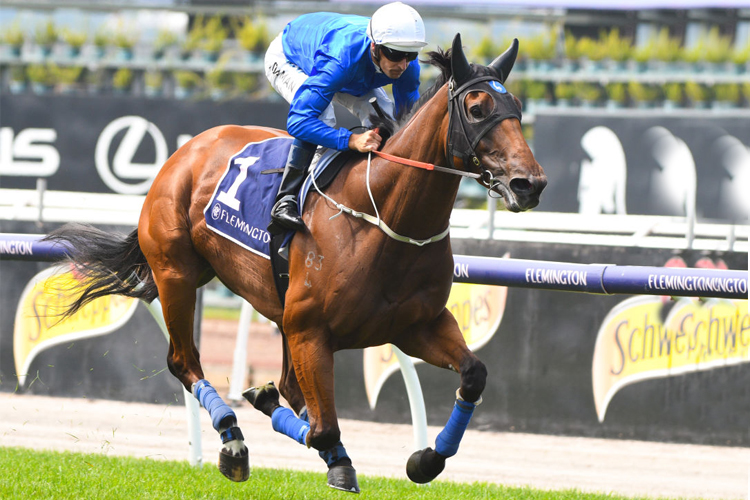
top-left (446, 75), bottom-right (522, 191)
top-left (314, 74), bottom-right (524, 247)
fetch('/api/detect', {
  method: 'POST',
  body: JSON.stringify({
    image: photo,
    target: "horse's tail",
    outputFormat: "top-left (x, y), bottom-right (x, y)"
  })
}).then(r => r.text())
top-left (43, 224), bottom-right (158, 318)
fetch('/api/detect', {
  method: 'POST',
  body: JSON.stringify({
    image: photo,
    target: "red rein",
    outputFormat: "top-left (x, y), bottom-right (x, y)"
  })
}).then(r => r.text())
top-left (371, 150), bottom-right (435, 171)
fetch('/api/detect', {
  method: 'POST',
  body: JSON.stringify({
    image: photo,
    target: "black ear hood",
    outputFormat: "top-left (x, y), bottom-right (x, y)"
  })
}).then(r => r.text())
top-left (450, 33), bottom-right (472, 86)
top-left (489, 38), bottom-right (518, 83)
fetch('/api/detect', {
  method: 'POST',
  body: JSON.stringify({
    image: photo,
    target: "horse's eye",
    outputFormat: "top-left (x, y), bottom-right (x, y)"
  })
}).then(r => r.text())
top-left (470, 106), bottom-right (483, 118)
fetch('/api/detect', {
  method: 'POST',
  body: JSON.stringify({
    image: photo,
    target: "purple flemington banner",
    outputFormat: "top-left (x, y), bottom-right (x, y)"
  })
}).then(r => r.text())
top-left (2, 233), bottom-right (746, 300)
top-left (452, 255), bottom-right (748, 300)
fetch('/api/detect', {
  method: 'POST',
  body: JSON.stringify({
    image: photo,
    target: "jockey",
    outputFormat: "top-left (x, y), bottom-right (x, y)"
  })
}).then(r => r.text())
top-left (264, 1), bottom-right (428, 234)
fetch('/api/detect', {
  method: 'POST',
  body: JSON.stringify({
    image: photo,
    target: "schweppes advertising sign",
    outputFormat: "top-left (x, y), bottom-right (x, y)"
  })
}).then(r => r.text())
top-left (14, 265), bottom-right (138, 386)
top-left (592, 295), bottom-right (749, 422)
top-left (363, 281), bottom-right (507, 409)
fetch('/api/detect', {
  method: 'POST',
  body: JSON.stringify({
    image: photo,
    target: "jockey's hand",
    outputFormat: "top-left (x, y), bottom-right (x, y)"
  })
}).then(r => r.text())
top-left (349, 130), bottom-right (382, 153)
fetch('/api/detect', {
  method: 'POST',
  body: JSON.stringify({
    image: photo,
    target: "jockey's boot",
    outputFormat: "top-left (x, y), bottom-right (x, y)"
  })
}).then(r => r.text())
top-left (268, 139), bottom-right (316, 235)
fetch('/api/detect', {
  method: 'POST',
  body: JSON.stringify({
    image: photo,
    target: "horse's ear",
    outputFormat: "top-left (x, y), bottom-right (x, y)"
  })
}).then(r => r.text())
top-left (489, 38), bottom-right (519, 83)
top-left (450, 33), bottom-right (472, 86)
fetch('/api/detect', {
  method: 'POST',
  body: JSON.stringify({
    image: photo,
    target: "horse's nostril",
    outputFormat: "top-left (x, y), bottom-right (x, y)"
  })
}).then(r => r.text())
top-left (535, 175), bottom-right (548, 193)
top-left (509, 178), bottom-right (533, 195)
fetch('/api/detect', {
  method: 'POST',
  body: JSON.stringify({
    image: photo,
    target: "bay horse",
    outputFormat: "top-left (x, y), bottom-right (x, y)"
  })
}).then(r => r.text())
top-left (45, 34), bottom-right (545, 492)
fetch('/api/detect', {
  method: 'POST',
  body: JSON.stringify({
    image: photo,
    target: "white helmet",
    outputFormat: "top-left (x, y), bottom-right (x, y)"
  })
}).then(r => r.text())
top-left (368, 2), bottom-right (427, 52)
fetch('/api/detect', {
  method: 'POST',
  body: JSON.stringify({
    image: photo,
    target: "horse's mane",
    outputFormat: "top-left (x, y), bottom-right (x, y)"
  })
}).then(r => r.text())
top-left (370, 46), bottom-right (503, 141)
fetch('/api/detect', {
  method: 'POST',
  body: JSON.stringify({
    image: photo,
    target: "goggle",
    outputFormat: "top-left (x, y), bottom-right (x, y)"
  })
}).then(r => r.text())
top-left (379, 45), bottom-right (418, 63)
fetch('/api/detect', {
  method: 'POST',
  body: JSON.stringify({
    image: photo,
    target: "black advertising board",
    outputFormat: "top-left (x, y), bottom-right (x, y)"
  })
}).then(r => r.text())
top-left (4, 97), bottom-right (747, 223)
top-left (533, 110), bottom-right (750, 223)
top-left (0, 94), bottom-right (291, 193)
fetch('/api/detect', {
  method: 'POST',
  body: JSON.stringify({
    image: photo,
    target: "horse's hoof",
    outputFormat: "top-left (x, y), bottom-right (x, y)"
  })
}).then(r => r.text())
top-left (218, 446), bottom-right (249, 482)
top-left (242, 381), bottom-right (281, 417)
top-left (327, 464), bottom-right (360, 493)
top-left (406, 447), bottom-right (445, 484)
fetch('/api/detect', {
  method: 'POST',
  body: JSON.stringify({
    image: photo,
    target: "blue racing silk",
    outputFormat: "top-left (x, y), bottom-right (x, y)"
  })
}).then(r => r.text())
top-left (281, 12), bottom-right (421, 151)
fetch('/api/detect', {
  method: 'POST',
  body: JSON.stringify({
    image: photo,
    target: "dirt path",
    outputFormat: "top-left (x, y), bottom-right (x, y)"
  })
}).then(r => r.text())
top-left (1, 392), bottom-right (748, 499)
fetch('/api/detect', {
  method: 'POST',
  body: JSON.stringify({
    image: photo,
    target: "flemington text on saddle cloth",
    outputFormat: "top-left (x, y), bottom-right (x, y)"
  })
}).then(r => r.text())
top-left (203, 136), bottom-right (340, 258)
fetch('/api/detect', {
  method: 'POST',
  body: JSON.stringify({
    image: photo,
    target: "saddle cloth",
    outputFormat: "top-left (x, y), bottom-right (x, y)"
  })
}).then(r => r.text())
top-left (203, 136), bottom-right (344, 259)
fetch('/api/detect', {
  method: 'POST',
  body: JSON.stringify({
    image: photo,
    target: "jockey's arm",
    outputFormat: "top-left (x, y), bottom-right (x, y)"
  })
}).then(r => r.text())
top-left (287, 87), bottom-right (351, 151)
top-left (287, 82), bottom-right (381, 152)
top-left (286, 61), bottom-right (355, 151)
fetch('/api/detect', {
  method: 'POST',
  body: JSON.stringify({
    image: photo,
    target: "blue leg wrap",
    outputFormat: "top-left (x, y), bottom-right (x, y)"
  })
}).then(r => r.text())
top-left (319, 442), bottom-right (350, 467)
top-left (193, 379), bottom-right (236, 432)
top-left (271, 407), bottom-right (310, 446)
top-left (434, 399), bottom-right (476, 458)
top-left (298, 407), bottom-right (349, 465)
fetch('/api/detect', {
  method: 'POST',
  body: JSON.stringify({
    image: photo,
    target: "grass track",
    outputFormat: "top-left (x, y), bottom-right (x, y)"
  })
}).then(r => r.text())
top-left (0, 447), bottom-right (690, 500)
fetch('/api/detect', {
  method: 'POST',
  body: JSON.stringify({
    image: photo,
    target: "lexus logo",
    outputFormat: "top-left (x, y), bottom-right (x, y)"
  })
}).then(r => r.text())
top-left (95, 116), bottom-right (168, 194)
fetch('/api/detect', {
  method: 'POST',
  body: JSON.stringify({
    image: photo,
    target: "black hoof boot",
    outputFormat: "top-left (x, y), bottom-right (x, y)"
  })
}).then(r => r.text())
top-left (406, 447), bottom-right (446, 484)
top-left (242, 381), bottom-right (281, 417)
top-left (218, 445), bottom-right (249, 482)
top-left (328, 463), bottom-right (360, 493)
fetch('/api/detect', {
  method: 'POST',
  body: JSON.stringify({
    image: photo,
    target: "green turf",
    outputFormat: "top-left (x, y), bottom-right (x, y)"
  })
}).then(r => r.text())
top-left (0, 446), bottom-right (695, 500)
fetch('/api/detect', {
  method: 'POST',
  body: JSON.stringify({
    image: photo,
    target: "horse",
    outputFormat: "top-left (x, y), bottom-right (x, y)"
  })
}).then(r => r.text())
top-left (45, 34), bottom-right (546, 492)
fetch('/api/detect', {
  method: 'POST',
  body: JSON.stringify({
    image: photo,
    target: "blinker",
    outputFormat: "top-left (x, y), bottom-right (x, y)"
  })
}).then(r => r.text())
top-left (447, 76), bottom-right (522, 170)
top-left (458, 79), bottom-right (520, 125)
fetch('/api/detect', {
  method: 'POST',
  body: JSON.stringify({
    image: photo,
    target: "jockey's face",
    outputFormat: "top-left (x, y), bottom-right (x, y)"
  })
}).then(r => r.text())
top-left (371, 43), bottom-right (411, 79)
